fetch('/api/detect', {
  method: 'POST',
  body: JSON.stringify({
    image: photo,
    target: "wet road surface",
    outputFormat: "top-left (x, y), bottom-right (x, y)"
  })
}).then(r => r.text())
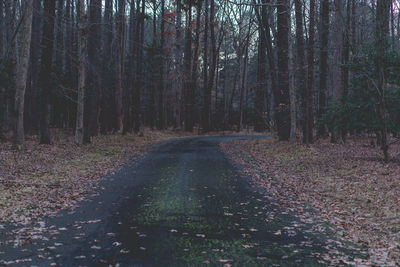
top-left (0, 135), bottom-right (364, 266)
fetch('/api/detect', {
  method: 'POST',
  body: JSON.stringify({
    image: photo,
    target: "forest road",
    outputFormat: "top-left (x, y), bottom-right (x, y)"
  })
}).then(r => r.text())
top-left (1, 135), bottom-right (364, 266)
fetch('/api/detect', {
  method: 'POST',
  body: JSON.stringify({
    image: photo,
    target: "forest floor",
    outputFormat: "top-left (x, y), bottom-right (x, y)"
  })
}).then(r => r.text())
top-left (0, 135), bottom-right (366, 266)
top-left (220, 135), bottom-right (400, 266)
top-left (0, 128), bottom-right (256, 225)
top-left (0, 129), bottom-right (184, 224)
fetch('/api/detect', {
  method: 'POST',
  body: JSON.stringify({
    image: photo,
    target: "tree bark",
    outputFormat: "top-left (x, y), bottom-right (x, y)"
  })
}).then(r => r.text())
top-left (123, 0), bottom-right (136, 134)
top-left (295, 0), bottom-right (307, 142)
top-left (133, 0), bottom-right (144, 133)
top-left (376, 0), bottom-right (390, 162)
top-left (208, 0), bottom-right (217, 130)
top-left (317, 0), bottom-right (330, 137)
top-left (39, 0), bottom-right (57, 144)
top-left (115, 0), bottom-right (126, 133)
top-left (75, 0), bottom-right (87, 145)
top-left (85, 0), bottom-right (102, 142)
top-left (100, 0), bottom-right (113, 133)
top-left (0, 0), bottom-right (4, 140)
top-left (276, 0), bottom-right (291, 141)
top-left (184, 5), bottom-right (194, 132)
top-left (158, 0), bottom-right (166, 130)
top-left (174, 0), bottom-right (183, 129)
top-left (25, 0), bottom-right (41, 134)
top-left (331, 0), bottom-right (344, 143)
top-left (203, 0), bottom-right (210, 132)
top-left (13, 0), bottom-right (33, 150)
top-left (54, 0), bottom-right (64, 70)
top-left (305, 0), bottom-right (315, 144)
top-left (255, 16), bottom-right (267, 132)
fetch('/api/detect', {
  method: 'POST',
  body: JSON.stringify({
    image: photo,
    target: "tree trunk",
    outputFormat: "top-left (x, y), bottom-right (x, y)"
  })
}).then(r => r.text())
top-left (239, 32), bottom-right (250, 132)
top-left (343, 0), bottom-right (351, 103)
top-left (208, 0), bottom-right (217, 130)
top-left (123, 0), bottom-right (136, 134)
top-left (174, 0), bottom-right (183, 129)
top-left (158, 0), bottom-right (166, 130)
top-left (75, 0), bottom-right (87, 145)
top-left (85, 0), bottom-right (102, 142)
top-left (255, 22), bottom-right (267, 132)
top-left (184, 5), bottom-right (194, 132)
top-left (39, 0), bottom-right (57, 144)
top-left (54, 0), bottom-right (64, 70)
top-left (25, 0), bottom-right (41, 134)
top-left (133, 0), bottom-right (144, 133)
top-left (317, 0), bottom-right (330, 137)
top-left (276, 0), bottom-right (291, 141)
top-left (13, 0), bottom-right (33, 150)
top-left (0, 0), bottom-right (4, 140)
top-left (331, 0), bottom-right (344, 143)
top-left (295, 0), bottom-right (307, 142)
top-left (100, 0), bottom-right (113, 133)
top-left (305, 0), bottom-right (315, 144)
top-left (376, 0), bottom-right (390, 162)
top-left (115, 0), bottom-right (126, 133)
top-left (0, 0), bottom-right (3, 58)
top-left (202, 0), bottom-right (210, 132)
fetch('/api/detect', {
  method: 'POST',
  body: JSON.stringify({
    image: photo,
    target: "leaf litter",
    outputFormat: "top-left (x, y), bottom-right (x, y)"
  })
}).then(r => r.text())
top-left (220, 135), bottom-right (400, 266)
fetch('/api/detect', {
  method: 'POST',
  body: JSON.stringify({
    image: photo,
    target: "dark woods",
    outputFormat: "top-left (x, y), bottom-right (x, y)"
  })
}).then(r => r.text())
top-left (0, 0), bottom-right (399, 160)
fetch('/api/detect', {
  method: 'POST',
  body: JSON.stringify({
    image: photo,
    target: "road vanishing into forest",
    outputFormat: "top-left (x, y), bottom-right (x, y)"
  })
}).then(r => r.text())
top-left (1, 135), bottom-right (364, 266)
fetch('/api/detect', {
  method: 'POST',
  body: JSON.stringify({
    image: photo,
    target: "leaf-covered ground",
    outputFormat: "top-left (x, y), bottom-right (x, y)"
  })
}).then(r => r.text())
top-left (0, 129), bottom-right (182, 224)
top-left (0, 135), bottom-right (366, 266)
top-left (220, 136), bottom-right (400, 266)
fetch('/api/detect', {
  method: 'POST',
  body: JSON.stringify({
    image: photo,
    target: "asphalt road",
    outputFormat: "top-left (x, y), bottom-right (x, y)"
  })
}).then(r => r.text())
top-left (0, 135), bottom-right (363, 266)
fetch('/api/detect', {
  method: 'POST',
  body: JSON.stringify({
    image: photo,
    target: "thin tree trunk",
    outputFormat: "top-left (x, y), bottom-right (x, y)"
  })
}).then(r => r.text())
top-left (317, 0), bottom-right (330, 137)
top-left (123, 0), bottom-right (136, 134)
top-left (13, 0), bottom-right (33, 150)
top-left (203, 0), bottom-right (210, 132)
top-left (306, 0), bottom-right (315, 144)
top-left (295, 0), bottom-right (307, 142)
top-left (184, 5), bottom-right (194, 132)
top-left (174, 0), bottom-right (183, 129)
top-left (255, 24), bottom-right (266, 132)
top-left (100, 0), bottom-right (113, 133)
top-left (85, 0), bottom-right (102, 141)
top-left (376, 0), bottom-right (390, 162)
top-left (75, 0), bottom-right (87, 145)
top-left (158, 0), bottom-right (166, 130)
top-left (39, 0), bottom-right (57, 144)
top-left (54, 0), bottom-right (64, 70)
top-left (115, 0), bottom-right (125, 133)
top-left (239, 41), bottom-right (249, 132)
top-left (331, 0), bottom-right (344, 143)
top-left (133, 0), bottom-right (144, 133)
top-left (261, 0), bottom-right (277, 127)
top-left (25, 0), bottom-right (41, 134)
top-left (0, 0), bottom-right (3, 58)
top-left (208, 0), bottom-right (217, 130)
top-left (276, 0), bottom-right (291, 140)
top-left (0, 0), bottom-right (5, 140)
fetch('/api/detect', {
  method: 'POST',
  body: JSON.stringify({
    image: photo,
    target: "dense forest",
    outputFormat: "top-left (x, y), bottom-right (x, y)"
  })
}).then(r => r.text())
top-left (0, 0), bottom-right (399, 159)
